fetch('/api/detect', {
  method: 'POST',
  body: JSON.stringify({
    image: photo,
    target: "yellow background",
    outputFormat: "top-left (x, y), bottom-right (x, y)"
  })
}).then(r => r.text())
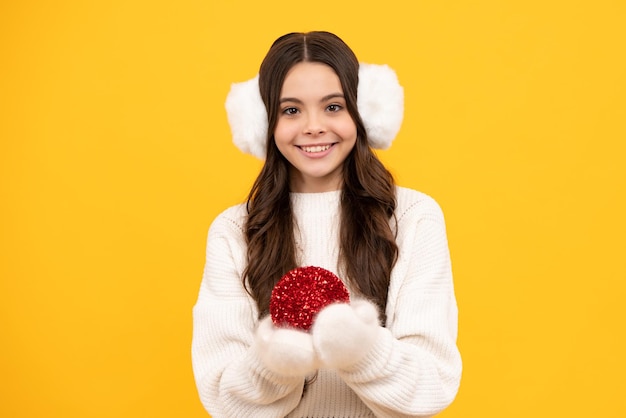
top-left (2, 1), bottom-right (625, 417)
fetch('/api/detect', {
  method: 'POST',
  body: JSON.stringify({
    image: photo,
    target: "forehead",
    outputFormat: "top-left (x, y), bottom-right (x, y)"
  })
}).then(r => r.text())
top-left (280, 62), bottom-right (343, 98)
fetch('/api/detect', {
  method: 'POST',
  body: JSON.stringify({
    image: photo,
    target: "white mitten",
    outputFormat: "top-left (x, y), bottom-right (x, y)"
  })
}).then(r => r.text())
top-left (254, 316), bottom-right (320, 377)
top-left (311, 299), bottom-right (381, 370)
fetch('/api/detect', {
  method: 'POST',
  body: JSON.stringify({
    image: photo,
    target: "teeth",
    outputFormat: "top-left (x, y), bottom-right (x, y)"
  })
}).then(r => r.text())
top-left (301, 144), bottom-right (331, 153)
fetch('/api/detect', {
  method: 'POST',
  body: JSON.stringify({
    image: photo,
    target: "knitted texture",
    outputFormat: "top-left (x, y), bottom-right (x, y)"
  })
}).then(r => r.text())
top-left (191, 187), bottom-right (462, 417)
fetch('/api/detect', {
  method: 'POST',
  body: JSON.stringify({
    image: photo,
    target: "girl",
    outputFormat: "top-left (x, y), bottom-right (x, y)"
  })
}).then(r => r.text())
top-left (192, 31), bottom-right (462, 417)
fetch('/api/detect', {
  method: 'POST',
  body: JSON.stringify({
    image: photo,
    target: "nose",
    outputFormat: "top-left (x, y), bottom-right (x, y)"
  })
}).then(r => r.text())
top-left (303, 112), bottom-right (326, 136)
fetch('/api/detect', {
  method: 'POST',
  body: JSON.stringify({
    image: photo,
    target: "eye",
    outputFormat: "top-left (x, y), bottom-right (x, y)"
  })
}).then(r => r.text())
top-left (326, 104), bottom-right (343, 112)
top-left (326, 103), bottom-right (343, 113)
top-left (282, 107), bottom-right (299, 115)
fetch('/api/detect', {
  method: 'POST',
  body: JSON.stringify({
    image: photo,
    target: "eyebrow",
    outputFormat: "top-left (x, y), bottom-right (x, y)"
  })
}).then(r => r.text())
top-left (279, 93), bottom-right (345, 104)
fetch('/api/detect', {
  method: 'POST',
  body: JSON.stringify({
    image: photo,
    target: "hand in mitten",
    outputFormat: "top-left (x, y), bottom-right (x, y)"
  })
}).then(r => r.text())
top-left (254, 316), bottom-right (320, 377)
top-left (311, 299), bottom-right (381, 370)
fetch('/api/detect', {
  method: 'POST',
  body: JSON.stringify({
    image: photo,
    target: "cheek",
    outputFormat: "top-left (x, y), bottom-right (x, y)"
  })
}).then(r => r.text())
top-left (273, 120), bottom-right (296, 145)
top-left (338, 119), bottom-right (358, 142)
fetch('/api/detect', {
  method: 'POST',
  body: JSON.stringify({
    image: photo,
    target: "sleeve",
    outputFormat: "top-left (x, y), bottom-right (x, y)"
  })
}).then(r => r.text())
top-left (338, 197), bottom-right (462, 417)
top-left (191, 211), bottom-right (305, 418)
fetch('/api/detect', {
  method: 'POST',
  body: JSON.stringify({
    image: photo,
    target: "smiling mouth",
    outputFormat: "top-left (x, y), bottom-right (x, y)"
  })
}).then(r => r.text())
top-left (298, 144), bottom-right (334, 153)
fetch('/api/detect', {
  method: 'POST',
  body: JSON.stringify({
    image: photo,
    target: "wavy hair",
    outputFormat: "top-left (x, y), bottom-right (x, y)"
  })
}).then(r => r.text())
top-left (243, 31), bottom-right (398, 324)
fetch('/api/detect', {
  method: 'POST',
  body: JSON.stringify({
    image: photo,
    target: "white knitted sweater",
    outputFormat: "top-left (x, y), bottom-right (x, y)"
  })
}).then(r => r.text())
top-left (192, 186), bottom-right (462, 417)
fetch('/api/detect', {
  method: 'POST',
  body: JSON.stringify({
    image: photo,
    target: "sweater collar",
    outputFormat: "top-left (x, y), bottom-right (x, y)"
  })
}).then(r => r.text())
top-left (290, 190), bottom-right (342, 217)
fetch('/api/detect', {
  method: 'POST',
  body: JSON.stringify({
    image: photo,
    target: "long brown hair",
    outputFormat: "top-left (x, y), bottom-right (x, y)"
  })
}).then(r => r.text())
top-left (243, 31), bottom-right (398, 323)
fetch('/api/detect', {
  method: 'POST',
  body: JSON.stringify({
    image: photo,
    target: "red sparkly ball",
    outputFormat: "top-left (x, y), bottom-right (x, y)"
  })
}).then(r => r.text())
top-left (270, 266), bottom-right (350, 331)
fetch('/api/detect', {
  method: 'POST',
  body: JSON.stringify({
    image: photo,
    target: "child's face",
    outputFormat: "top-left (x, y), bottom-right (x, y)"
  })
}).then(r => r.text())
top-left (274, 62), bottom-right (357, 193)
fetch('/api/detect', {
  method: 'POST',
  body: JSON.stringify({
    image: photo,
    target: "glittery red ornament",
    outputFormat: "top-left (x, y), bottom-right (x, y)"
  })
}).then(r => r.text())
top-left (270, 266), bottom-right (350, 332)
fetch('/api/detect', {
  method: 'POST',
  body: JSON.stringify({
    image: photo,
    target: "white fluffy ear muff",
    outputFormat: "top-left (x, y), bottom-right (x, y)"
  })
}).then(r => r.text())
top-left (225, 64), bottom-right (404, 160)
top-left (356, 63), bottom-right (404, 150)
top-left (224, 75), bottom-right (268, 160)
